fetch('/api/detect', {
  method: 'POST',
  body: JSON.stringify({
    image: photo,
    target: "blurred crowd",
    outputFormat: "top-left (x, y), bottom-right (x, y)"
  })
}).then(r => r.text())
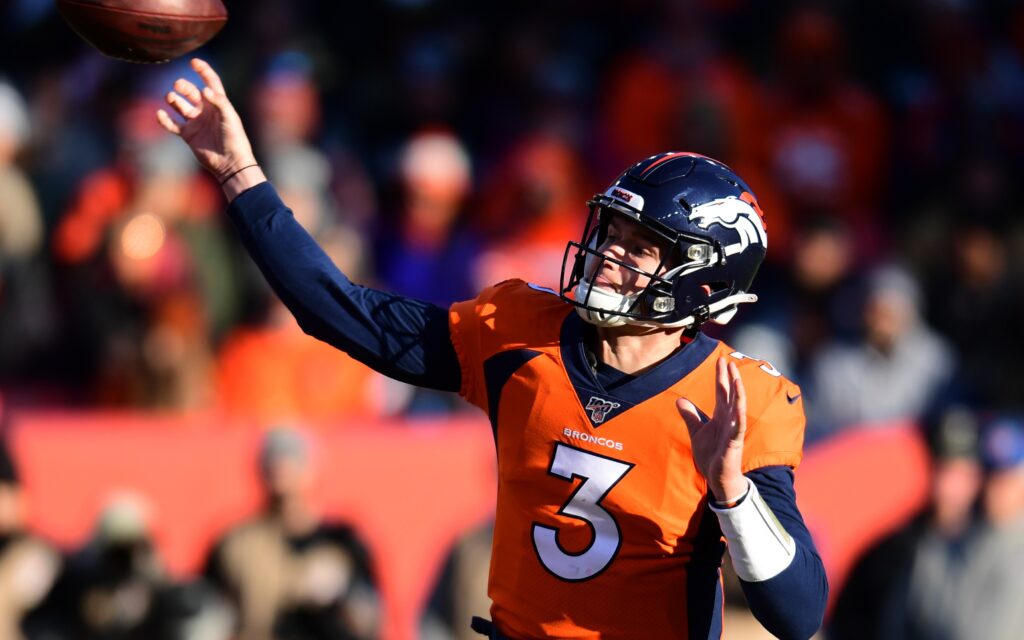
top-left (1, 0), bottom-right (1024, 637)
top-left (1, 0), bottom-right (1024, 425)
top-left (1, 426), bottom-right (384, 640)
top-left (829, 408), bottom-right (1024, 640)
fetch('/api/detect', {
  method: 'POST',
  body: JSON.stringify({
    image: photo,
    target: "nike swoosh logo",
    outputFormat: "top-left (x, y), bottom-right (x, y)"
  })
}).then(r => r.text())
top-left (786, 392), bottom-right (801, 404)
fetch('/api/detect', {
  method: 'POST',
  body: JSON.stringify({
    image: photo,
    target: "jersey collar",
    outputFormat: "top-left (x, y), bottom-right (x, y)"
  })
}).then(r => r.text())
top-left (559, 313), bottom-right (719, 427)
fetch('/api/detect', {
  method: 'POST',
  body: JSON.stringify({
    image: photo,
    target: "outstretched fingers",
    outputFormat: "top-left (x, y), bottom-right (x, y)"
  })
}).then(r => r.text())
top-left (191, 57), bottom-right (226, 96)
top-left (728, 362), bottom-right (747, 442)
top-left (715, 356), bottom-right (731, 416)
top-left (174, 78), bottom-right (203, 106)
top-left (156, 109), bottom-right (181, 135)
top-left (166, 90), bottom-right (200, 120)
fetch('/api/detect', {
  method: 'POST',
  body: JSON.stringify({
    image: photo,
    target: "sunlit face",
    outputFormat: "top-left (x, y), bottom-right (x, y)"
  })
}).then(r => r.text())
top-left (587, 213), bottom-right (673, 297)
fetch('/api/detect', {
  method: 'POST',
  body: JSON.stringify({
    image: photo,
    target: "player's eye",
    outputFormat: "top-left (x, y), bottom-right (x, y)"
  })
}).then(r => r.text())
top-left (631, 243), bottom-right (656, 258)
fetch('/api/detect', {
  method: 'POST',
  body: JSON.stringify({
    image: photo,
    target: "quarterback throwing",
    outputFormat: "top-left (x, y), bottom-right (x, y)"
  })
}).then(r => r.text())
top-left (159, 58), bottom-right (827, 640)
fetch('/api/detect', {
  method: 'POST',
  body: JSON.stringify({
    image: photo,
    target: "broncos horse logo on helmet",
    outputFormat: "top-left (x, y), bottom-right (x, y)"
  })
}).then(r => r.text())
top-left (688, 197), bottom-right (767, 257)
top-left (560, 152), bottom-right (768, 329)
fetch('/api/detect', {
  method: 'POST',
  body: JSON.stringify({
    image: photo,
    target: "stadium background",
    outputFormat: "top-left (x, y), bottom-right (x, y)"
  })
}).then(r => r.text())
top-left (1, 0), bottom-right (1023, 638)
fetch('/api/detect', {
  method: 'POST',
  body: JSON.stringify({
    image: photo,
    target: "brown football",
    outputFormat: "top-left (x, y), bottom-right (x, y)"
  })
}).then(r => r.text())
top-left (56, 0), bottom-right (228, 64)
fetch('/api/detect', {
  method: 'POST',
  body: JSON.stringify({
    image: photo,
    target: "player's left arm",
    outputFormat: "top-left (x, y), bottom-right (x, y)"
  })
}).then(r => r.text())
top-left (679, 358), bottom-right (827, 640)
top-left (715, 466), bottom-right (828, 640)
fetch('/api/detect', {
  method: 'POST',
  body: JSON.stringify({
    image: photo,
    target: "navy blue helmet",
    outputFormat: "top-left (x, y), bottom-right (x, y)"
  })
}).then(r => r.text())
top-left (559, 152), bottom-right (768, 329)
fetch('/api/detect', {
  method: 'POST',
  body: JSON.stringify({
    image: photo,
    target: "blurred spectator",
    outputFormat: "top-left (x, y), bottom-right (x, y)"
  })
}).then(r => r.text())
top-left (420, 521), bottom-right (493, 640)
top-left (0, 78), bottom-right (56, 379)
top-left (263, 145), bottom-right (339, 244)
top-left (0, 436), bottom-right (60, 640)
top-left (472, 134), bottom-right (589, 289)
top-left (213, 54), bottom-right (415, 422)
top-left (250, 53), bottom-right (353, 239)
top-left (950, 414), bottom-right (1024, 638)
top-left (730, 215), bottom-right (860, 384)
top-left (593, 3), bottom-right (763, 177)
top-left (829, 407), bottom-right (984, 640)
top-left (372, 130), bottom-right (481, 414)
top-left (375, 129), bottom-right (480, 307)
top-left (50, 92), bottom-right (234, 408)
top-left (833, 413), bottom-right (1024, 640)
top-left (884, 5), bottom-right (1024, 201)
top-left (215, 202), bottom-right (411, 423)
top-left (247, 50), bottom-right (381, 233)
top-left (0, 77), bottom-right (41, 277)
top-left (923, 215), bottom-right (1024, 409)
top-left (251, 52), bottom-right (322, 155)
top-left (19, 57), bottom-right (111, 227)
top-left (978, 415), bottom-right (1024, 526)
top-left (807, 264), bottom-right (955, 440)
top-left (755, 6), bottom-right (887, 259)
top-left (595, 51), bottom-right (680, 175)
top-left (215, 300), bottom-right (410, 424)
top-left (203, 428), bottom-right (380, 640)
top-left (35, 492), bottom-right (215, 640)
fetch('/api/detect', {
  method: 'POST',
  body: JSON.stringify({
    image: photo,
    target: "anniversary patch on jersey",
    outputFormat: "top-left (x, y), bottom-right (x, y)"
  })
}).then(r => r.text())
top-left (586, 396), bottom-right (621, 424)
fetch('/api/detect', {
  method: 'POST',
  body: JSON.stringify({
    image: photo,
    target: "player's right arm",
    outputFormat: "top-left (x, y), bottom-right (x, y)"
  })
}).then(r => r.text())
top-left (157, 58), bottom-right (460, 391)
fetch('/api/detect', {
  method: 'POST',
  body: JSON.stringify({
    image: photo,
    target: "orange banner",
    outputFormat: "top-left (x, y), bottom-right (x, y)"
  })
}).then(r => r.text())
top-left (10, 412), bottom-right (928, 638)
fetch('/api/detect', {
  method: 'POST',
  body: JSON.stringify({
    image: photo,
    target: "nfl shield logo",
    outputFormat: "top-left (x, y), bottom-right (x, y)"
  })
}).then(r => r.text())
top-left (586, 396), bottom-right (621, 424)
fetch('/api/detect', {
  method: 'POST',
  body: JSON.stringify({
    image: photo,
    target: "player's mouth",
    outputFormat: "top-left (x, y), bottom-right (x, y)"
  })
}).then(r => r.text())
top-left (592, 274), bottom-right (617, 290)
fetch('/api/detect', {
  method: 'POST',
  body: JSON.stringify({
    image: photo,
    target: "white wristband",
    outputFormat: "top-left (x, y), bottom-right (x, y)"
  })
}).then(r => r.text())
top-left (709, 478), bottom-right (796, 582)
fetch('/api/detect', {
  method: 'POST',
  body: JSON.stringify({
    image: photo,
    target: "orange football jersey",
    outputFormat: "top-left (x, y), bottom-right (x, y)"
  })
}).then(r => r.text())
top-left (449, 280), bottom-right (805, 639)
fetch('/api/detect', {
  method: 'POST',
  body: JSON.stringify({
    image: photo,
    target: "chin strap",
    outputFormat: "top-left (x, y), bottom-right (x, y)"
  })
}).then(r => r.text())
top-left (573, 280), bottom-right (638, 327)
top-left (657, 292), bottom-right (759, 329)
top-left (574, 280), bottom-right (758, 330)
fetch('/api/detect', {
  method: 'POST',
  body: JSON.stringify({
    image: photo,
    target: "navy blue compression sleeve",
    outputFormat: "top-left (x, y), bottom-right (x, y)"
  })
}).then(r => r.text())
top-left (740, 466), bottom-right (828, 640)
top-left (226, 182), bottom-right (462, 392)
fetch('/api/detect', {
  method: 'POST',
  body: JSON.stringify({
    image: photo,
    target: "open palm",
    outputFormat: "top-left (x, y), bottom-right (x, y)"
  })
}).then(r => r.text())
top-left (677, 357), bottom-right (749, 503)
top-left (156, 58), bottom-right (256, 182)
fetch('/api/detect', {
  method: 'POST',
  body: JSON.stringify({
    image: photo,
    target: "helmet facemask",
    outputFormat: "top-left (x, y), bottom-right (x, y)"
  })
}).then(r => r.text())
top-left (560, 201), bottom-right (733, 328)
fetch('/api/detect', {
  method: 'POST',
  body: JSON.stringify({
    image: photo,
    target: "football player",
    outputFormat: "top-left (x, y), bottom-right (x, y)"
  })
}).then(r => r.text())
top-left (158, 58), bottom-right (827, 639)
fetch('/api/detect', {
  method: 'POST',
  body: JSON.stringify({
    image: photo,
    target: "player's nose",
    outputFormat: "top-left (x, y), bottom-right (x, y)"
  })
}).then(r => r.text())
top-left (597, 238), bottom-right (627, 260)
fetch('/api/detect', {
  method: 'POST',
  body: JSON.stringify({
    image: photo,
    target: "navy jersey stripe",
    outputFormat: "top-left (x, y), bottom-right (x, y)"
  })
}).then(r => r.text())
top-left (687, 501), bottom-right (726, 639)
top-left (483, 349), bottom-right (543, 442)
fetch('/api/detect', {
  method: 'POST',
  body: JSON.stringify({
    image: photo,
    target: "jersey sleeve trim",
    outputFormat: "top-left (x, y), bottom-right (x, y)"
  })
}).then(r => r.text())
top-left (449, 298), bottom-right (483, 409)
top-left (743, 452), bottom-right (803, 473)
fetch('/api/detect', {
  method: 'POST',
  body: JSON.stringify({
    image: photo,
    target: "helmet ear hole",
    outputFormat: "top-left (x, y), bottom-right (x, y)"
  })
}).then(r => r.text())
top-left (702, 282), bottom-right (730, 297)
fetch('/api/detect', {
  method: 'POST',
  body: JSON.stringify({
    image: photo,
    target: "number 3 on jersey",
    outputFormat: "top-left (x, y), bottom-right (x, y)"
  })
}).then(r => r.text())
top-left (532, 443), bottom-right (635, 581)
